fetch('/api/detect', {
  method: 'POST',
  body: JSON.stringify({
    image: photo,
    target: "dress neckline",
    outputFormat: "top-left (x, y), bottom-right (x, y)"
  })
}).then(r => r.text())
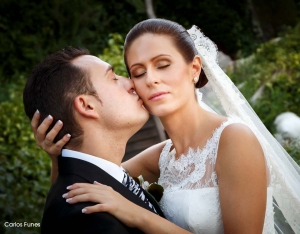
top-left (164, 116), bottom-right (239, 160)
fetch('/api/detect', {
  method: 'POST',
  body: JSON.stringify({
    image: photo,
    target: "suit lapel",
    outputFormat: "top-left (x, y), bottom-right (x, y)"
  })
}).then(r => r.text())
top-left (58, 156), bottom-right (165, 217)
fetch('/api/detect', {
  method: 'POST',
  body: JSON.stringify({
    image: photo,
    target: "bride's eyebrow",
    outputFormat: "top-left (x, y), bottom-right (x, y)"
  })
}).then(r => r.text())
top-left (150, 54), bottom-right (171, 61)
top-left (129, 54), bottom-right (171, 70)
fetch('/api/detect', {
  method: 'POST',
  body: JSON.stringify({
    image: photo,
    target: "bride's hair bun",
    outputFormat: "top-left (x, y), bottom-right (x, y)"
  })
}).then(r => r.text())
top-left (196, 70), bottom-right (208, 88)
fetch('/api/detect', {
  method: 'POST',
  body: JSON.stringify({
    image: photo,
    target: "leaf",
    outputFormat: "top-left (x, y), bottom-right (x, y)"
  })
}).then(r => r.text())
top-left (147, 183), bottom-right (164, 202)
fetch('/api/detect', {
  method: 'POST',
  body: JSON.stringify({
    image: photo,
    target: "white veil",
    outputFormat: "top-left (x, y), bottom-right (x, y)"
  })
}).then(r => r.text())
top-left (188, 26), bottom-right (300, 233)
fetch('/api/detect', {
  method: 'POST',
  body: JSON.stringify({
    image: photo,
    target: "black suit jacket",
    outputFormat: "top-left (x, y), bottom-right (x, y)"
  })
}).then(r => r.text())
top-left (41, 156), bottom-right (164, 234)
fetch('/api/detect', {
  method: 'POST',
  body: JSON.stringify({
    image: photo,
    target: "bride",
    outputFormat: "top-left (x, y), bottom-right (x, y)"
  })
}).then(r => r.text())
top-left (32, 19), bottom-right (300, 233)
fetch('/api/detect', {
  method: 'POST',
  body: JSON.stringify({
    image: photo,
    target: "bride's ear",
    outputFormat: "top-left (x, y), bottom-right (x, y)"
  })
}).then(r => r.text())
top-left (191, 55), bottom-right (202, 78)
top-left (74, 95), bottom-right (99, 119)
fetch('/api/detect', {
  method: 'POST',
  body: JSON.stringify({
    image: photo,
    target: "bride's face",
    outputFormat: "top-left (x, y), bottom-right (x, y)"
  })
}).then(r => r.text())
top-left (126, 34), bottom-right (199, 117)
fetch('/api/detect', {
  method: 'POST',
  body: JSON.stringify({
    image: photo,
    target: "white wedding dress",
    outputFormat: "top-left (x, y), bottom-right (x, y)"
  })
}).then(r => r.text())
top-left (158, 116), bottom-right (275, 234)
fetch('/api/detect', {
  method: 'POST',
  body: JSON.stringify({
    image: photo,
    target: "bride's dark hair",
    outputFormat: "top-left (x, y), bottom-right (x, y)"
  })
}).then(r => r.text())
top-left (124, 18), bottom-right (208, 88)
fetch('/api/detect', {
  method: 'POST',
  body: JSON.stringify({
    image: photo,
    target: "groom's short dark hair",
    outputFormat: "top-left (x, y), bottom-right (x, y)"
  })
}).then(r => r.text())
top-left (23, 46), bottom-right (97, 150)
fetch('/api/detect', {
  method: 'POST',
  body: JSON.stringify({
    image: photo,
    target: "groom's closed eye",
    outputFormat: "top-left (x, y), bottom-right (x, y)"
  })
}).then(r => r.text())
top-left (104, 65), bottom-right (114, 77)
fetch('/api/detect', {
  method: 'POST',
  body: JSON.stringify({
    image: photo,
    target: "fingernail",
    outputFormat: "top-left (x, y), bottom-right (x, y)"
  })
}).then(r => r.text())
top-left (62, 193), bottom-right (68, 198)
top-left (66, 198), bottom-right (72, 202)
top-left (47, 115), bottom-right (53, 120)
top-left (93, 181), bottom-right (101, 185)
top-left (66, 134), bottom-right (71, 138)
top-left (35, 110), bottom-right (40, 115)
top-left (82, 208), bottom-right (87, 213)
top-left (67, 186), bottom-right (72, 189)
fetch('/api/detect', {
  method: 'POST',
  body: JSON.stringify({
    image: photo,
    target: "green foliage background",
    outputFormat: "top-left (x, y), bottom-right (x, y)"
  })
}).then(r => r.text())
top-left (0, 0), bottom-right (299, 233)
top-left (0, 79), bottom-right (50, 234)
top-left (229, 24), bottom-right (300, 163)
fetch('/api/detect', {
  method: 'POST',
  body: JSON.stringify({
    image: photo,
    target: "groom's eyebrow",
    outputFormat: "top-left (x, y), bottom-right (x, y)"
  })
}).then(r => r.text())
top-left (104, 65), bottom-right (114, 76)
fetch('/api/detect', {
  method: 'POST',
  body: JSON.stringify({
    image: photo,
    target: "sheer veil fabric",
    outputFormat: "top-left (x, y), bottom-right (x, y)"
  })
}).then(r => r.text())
top-left (188, 26), bottom-right (300, 233)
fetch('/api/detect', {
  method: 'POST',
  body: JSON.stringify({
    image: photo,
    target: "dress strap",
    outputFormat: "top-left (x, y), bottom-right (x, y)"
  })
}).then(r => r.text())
top-left (160, 139), bottom-right (173, 156)
top-left (213, 116), bottom-right (245, 158)
top-left (158, 139), bottom-right (173, 171)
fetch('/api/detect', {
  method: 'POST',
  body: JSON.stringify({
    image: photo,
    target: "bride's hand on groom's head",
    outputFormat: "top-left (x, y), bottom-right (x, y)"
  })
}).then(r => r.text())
top-left (31, 110), bottom-right (70, 159)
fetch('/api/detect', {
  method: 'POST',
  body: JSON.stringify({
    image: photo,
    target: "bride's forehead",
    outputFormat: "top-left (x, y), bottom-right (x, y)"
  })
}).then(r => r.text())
top-left (128, 36), bottom-right (181, 59)
top-left (131, 34), bottom-right (175, 48)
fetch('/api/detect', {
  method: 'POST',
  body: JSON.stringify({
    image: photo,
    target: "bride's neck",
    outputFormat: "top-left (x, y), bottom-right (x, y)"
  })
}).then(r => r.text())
top-left (160, 102), bottom-right (210, 156)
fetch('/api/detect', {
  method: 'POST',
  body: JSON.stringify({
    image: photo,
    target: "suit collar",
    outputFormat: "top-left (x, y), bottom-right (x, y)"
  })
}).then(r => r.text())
top-left (61, 149), bottom-right (124, 183)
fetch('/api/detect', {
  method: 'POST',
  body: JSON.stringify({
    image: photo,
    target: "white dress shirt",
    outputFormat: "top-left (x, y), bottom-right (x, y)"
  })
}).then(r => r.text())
top-left (62, 149), bottom-right (125, 183)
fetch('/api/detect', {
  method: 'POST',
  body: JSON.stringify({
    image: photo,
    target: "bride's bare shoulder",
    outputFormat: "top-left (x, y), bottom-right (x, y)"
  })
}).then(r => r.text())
top-left (216, 122), bottom-right (266, 174)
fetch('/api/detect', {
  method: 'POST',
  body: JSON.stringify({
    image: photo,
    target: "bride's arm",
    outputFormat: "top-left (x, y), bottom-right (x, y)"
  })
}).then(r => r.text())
top-left (216, 123), bottom-right (267, 234)
top-left (64, 182), bottom-right (191, 234)
top-left (121, 141), bottom-right (167, 183)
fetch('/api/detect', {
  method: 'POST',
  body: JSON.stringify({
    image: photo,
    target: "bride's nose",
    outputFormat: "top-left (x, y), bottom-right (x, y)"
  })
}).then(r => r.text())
top-left (145, 69), bottom-right (161, 86)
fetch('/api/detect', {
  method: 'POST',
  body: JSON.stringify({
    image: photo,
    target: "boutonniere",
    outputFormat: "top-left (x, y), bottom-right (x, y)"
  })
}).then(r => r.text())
top-left (133, 175), bottom-right (164, 203)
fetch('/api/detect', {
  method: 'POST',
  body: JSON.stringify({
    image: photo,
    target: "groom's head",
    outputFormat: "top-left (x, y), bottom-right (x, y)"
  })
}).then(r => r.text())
top-left (23, 47), bottom-right (148, 150)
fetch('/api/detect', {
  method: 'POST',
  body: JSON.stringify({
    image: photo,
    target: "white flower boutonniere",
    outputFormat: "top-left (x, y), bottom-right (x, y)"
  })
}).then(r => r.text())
top-left (133, 175), bottom-right (164, 203)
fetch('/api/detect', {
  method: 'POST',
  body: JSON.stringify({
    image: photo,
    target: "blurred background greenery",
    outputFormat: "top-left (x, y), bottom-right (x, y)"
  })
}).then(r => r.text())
top-left (0, 0), bottom-right (299, 233)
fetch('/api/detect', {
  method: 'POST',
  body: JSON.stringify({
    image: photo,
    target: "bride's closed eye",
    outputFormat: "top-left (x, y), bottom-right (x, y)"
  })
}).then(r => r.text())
top-left (157, 64), bottom-right (170, 69)
top-left (131, 63), bottom-right (171, 78)
top-left (132, 69), bottom-right (146, 78)
top-left (156, 60), bottom-right (171, 69)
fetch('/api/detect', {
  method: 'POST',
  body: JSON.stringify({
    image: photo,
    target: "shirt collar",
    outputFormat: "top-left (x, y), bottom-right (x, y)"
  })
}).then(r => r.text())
top-left (61, 149), bottom-right (125, 183)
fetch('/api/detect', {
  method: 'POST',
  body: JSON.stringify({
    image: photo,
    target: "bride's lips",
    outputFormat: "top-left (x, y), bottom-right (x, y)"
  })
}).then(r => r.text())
top-left (149, 91), bottom-right (169, 101)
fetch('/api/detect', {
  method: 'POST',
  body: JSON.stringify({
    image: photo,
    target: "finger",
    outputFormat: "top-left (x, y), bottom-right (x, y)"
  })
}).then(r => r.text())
top-left (67, 183), bottom-right (111, 190)
top-left (31, 110), bottom-right (40, 133)
top-left (53, 133), bottom-right (71, 150)
top-left (43, 120), bottom-right (64, 146)
top-left (64, 187), bottom-right (102, 199)
top-left (66, 193), bottom-right (103, 204)
top-left (82, 204), bottom-right (110, 214)
top-left (36, 115), bottom-right (53, 144)
top-left (67, 183), bottom-right (97, 190)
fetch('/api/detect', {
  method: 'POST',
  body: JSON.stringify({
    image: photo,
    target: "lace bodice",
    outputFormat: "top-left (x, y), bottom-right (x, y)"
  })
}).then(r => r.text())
top-left (158, 117), bottom-right (275, 233)
top-left (158, 117), bottom-right (242, 191)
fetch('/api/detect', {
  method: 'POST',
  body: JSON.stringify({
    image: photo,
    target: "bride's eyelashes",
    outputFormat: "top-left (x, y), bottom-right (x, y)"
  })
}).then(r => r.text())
top-left (132, 71), bottom-right (146, 78)
top-left (132, 64), bottom-right (171, 78)
top-left (157, 64), bottom-right (170, 69)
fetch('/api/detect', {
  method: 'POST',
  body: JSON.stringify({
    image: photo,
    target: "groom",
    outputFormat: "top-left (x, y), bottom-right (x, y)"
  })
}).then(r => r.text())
top-left (23, 47), bottom-right (164, 233)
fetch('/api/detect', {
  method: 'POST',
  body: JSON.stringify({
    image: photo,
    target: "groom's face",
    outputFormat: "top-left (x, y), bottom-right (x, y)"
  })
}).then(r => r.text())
top-left (73, 55), bottom-right (149, 130)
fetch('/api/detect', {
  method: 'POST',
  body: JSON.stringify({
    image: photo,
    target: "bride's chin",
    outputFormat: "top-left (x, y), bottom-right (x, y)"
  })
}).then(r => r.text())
top-left (145, 103), bottom-right (174, 117)
top-left (149, 109), bottom-right (170, 118)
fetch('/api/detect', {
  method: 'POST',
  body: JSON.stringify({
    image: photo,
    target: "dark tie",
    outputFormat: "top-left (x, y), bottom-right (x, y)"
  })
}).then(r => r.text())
top-left (122, 170), bottom-right (158, 214)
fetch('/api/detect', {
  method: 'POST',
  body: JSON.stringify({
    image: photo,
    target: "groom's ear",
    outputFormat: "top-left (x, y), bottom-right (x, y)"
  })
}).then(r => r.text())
top-left (191, 55), bottom-right (202, 77)
top-left (73, 95), bottom-right (99, 119)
